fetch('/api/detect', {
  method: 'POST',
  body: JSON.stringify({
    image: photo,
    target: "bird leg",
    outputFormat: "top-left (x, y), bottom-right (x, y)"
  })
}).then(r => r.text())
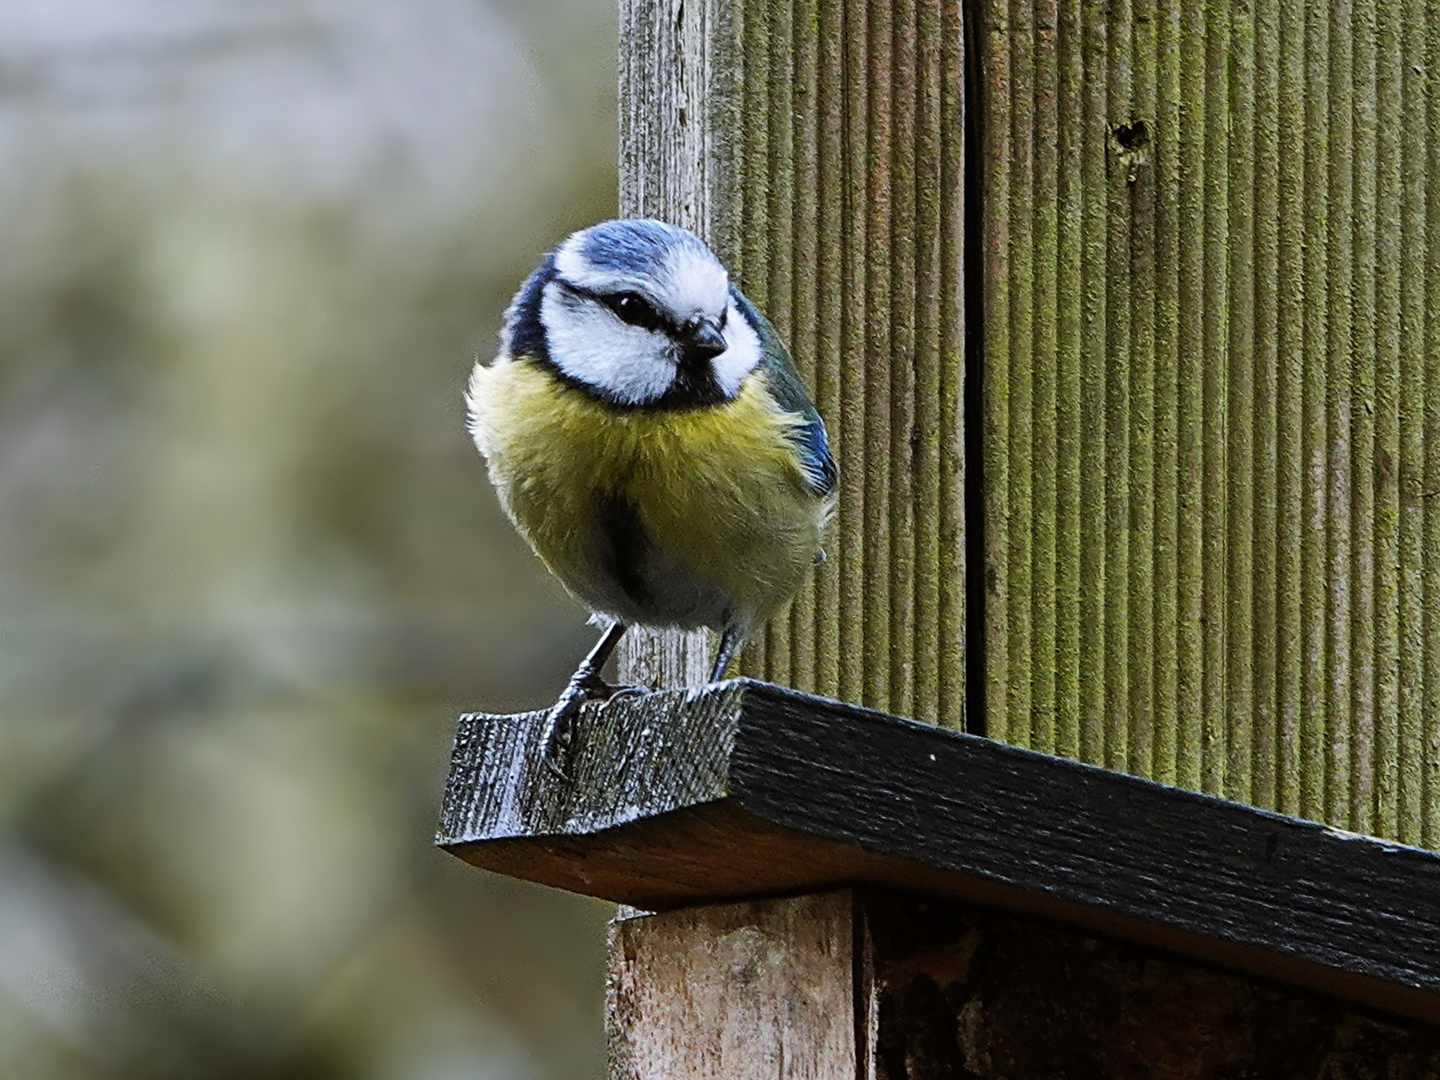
top-left (708, 625), bottom-right (747, 683)
top-left (541, 620), bottom-right (628, 772)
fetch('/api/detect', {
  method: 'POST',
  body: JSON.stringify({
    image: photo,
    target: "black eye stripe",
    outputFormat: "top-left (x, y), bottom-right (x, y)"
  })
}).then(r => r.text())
top-left (599, 291), bottom-right (667, 332)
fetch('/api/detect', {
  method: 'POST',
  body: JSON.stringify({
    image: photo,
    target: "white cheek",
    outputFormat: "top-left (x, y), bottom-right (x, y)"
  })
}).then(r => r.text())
top-left (542, 295), bottom-right (676, 404)
top-left (712, 301), bottom-right (763, 397)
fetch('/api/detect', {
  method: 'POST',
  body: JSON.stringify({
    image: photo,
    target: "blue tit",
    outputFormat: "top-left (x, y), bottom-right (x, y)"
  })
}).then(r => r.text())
top-left (466, 218), bottom-right (838, 752)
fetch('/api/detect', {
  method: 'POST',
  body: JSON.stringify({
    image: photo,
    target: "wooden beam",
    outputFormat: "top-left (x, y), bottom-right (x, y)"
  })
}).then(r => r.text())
top-left (438, 680), bottom-right (1440, 1026)
top-left (607, 892), bottom-right (855, 1079)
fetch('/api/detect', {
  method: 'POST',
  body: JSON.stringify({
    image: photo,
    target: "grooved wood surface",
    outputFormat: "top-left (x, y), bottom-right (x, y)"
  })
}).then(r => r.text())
top-left (975, 0), bottom-right (1440, 846)
top-left (437, 681), bottom-right (1440, 1026)
top-left (607, 892), bottom-right (855, 1080)
top-left (617, 0), bottom-right (967, 726)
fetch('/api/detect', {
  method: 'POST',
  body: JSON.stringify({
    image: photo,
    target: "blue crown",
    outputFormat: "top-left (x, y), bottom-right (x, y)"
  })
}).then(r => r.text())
top-left (576, 219), bottom-right (711, 278)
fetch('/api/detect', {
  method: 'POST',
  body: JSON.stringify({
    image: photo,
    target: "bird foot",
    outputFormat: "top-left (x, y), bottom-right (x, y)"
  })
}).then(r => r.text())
top-left (572, 670), bottom-right (645, 702)
top-left (540, 688), bottom-right (587, 779)
top-left (598, 683), bottom-right (651, 707)
top-left (539, 676), bottom-right (649, 779)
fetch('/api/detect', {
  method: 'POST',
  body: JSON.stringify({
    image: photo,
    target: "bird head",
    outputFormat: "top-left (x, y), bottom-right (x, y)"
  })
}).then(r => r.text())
top-left (504, 219), bottom-right (763, 408)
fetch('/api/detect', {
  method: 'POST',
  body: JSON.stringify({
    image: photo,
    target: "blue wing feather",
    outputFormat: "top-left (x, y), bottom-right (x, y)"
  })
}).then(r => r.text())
top-left (794, 416), bottom-right (839, 496)
top-left (730, 287), bottom-right (838, 498)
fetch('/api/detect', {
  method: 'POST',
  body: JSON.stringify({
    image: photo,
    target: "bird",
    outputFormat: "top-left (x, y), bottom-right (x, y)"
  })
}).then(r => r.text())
top-left (466, 218), bottom-right (837, 762)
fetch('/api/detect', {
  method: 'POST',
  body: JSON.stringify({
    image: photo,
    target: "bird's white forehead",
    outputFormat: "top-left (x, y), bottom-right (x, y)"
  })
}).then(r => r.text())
top-left (553, 233), bottom-right (731, 320)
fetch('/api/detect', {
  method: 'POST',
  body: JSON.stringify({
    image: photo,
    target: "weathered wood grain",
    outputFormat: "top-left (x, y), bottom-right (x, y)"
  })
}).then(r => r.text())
top-left (438, 680), bottom-right (1440, 1026)
top-left (973, 0), bottom-right (1440, 850)
top-left (616, 0), bottom-right (967, 724)
top-left (616, 0), bottom-right (737, 690)
top-left (607, 891), bottom-right (854, 1080)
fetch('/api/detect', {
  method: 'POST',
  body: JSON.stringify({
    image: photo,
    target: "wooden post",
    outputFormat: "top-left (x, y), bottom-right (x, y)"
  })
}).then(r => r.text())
top-left (607, 893), bottom-right (855, 1079)
top-left (617, 0), bottom-right (967, 726)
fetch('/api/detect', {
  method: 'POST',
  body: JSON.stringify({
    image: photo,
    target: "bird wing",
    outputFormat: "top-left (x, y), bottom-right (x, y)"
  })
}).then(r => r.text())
top-left (731, 287), bottom-right (839, 498)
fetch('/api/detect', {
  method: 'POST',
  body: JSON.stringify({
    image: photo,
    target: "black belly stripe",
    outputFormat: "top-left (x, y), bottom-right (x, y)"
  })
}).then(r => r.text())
top-left (598, 492), bottom-right (651, 608)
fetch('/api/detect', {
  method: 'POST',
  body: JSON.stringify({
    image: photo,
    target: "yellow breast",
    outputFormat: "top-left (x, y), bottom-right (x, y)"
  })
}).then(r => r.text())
top-left (467, 355), bottom-right (830, 630)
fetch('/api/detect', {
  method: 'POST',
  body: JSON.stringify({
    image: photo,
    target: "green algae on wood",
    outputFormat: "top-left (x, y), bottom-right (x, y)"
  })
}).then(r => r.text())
top-left (974, 0), bottom-right (1440, 849)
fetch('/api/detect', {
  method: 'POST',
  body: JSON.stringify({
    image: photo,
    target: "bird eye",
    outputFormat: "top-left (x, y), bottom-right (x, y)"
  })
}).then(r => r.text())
top-left (602, 292), bottom-right (664, 331)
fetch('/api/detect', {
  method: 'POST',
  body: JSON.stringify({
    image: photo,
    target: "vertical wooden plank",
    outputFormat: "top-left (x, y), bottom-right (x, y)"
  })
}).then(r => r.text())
top-left (1025, 0), bottom-right (1055, 754)
top-left (1323, 0), bottom-right (1353, 830)
top-left (1200, 0), bottom-right (1230, 796)
top-left (1373, 0), bottom-right (1403, 839)
top-left (862, 0), bottom-right (895, 712)
top-left (1175, 0), bottom-right (1207, 794)
top-left (787, 0), bottom-right (820, 694)
top-left (1053, 0), bottom-right (1083, 762)
top-left (912, 0), bottom-right (943, 726)
top-left (1396, 0), bottom-right (1428, 847)
top-left (1273, 0), bottom-right (1304, 819)
top-left (1425, 11), bottom-right (1440, 852)
top-left (812, 0), bottom-right (845, 701)
top-left (1250, 0), bottom-right (1281, 814)
top-left (1102, 0), bottom-right (1133, 774)
top-left (981, 0), bottom-right (1014, 742)
top-left (1299, 0), bottom-right (1329, 824)
top-left (1126, 0), bottom-right (1158, 780)
top-left (837, 0), bottom-right (870, 710)
top-left (1004, 0), bottom-right (1035, 750)
top-left (1225, 0), bottom-right (1256, 806)
top-left (889, 0), bottom-right (918, 718)
top-left (617, 0), bottom-right (742, 690)
top-left (1078, 0), bottom-right (1109, 767)
top-left (1349, 0), bottom-right (1378, 833)
top-left (1149, 0), bottom-right (1180, 787)
top-left (617, 0), bottom-right (966, 720)
top-left (607, 892), bottom-right (855, 1080)
top-left (938, 0), bottom-right (967, 729)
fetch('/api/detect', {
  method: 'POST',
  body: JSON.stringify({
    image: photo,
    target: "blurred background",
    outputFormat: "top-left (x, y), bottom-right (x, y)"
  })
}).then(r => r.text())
top-left (0, 1), bottom-right (618, 1076)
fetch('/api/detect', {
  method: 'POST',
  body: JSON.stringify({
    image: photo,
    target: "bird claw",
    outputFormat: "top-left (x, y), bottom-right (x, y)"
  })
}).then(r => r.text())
top-left (539, 678), bottom-right (650, 779)
top-left (539, 683), bottom-right (594, 778)
top-left (601, 683), bottom-right (648, 704)
top-left (573, 670), bottom-right (648, 702)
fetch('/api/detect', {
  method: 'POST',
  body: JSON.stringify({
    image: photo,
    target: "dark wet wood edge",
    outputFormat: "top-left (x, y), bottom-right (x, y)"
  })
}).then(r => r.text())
top-left (438, 679), bottom-right (1440, 1025)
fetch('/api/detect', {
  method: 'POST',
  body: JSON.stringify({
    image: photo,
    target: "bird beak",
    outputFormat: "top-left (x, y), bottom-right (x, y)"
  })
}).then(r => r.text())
top-left (681, 316), bottom-right (728, 364)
